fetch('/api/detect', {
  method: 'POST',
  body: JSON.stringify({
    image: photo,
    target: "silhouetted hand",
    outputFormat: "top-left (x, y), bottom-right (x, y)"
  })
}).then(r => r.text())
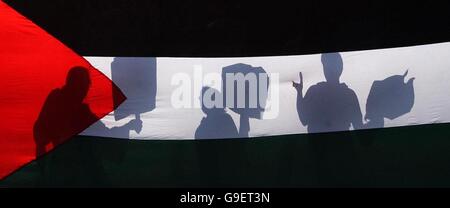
top-left (292, 72), bottom-right (303, 92)
top-left (127, 118), bottom-right (143, 133)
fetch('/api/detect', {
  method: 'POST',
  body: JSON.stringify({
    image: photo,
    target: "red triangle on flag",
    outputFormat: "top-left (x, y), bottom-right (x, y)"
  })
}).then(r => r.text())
top-left (0, 1), bottom-right (126, 179)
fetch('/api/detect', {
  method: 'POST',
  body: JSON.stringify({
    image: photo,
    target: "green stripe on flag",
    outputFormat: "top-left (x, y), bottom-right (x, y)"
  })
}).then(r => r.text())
top-left (2, 123), bottom-right (450, 187)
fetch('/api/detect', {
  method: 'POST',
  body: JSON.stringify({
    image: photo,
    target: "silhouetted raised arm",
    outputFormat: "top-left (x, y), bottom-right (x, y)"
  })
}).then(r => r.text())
top-left (293, 72), bottom-right (308, 126)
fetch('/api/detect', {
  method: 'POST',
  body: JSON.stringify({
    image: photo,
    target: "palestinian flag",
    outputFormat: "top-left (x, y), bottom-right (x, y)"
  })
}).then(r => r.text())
top-left (1, 0), bottom-right (450, 187)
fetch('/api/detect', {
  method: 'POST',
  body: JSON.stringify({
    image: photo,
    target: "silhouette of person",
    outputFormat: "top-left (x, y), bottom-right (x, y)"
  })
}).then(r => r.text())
top-left (292, 53), bottom-right (363, 186)
top-left (195, 86), bottom-right (239, 186)
top-left (293, 53), bottom-right (363, 133)
top-left (365, 70), bottom-right (415, 129)
top-left (33, 66), bottom-right (142, 186)
top-left (195, 87), bottom-right (239, 139)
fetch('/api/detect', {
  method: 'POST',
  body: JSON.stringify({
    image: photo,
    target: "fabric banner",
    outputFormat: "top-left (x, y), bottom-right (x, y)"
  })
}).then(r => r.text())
top-left (0, 1), bottom-right (124, 179)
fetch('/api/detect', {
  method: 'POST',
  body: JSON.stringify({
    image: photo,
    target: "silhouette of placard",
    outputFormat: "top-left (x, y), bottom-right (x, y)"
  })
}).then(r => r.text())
top-left (111, 57), bottom-right (157, 121)
top-left (221, 63), bottom-right (269, 119)
top-left (366, 70), bottom-right (415, 121)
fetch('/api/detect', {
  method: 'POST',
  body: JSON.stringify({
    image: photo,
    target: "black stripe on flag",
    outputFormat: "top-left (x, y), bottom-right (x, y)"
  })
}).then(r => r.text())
top-left (4, 0), bottom-right (450, 57)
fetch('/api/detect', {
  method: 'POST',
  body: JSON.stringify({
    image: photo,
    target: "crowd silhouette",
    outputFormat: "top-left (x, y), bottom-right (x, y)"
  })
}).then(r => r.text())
top-left (31, 53), bottom-right (415, 186)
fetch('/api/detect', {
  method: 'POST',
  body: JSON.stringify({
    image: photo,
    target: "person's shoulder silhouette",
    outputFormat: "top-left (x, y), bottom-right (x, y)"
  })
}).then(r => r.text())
top-left (295, 53), bottom-right (363, 133)
top-left (195, 87), bottom-right (238, 139)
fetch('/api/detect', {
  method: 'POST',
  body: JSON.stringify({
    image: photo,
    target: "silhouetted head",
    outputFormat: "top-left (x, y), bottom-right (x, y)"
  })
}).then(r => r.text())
top-left (200, 86), bottom-right (224, 115)
top-left (64, 66), bottom-right (91, 103)
top-left (321, 53), bottom-right (343, 83)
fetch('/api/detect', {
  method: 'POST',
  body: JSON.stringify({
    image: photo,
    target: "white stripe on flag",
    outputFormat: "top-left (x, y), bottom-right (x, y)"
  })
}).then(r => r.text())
top-left (81, 42), bottom-right (450, 140)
